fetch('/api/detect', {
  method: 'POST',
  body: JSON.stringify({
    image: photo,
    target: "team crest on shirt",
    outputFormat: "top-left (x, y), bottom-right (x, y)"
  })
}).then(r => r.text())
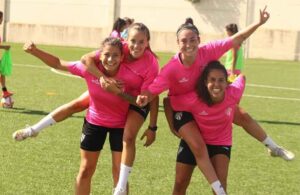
top-left (175, 112), bottom-right (183, 120)
top-left (225, 107), bottom-right (232, 116)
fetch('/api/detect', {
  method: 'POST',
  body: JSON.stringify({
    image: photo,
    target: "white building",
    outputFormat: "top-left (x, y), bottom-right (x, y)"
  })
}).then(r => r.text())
top-left (1, 0), bottom-right (300, 61)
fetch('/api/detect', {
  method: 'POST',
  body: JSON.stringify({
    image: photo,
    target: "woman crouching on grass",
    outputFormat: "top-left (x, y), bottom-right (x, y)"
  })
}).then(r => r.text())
top-left (170, 61), bottom-right (246, 194)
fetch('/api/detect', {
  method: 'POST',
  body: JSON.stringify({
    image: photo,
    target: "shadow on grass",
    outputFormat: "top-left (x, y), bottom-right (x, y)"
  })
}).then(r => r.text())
top-left (258, 120), bottom-right (300, 126)
top-left (0, 107), bottom-right (84, 119)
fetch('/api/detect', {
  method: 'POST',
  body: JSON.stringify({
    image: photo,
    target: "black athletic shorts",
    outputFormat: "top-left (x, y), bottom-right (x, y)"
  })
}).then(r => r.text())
top-left (176, 139), bottom-right (231, 165)
top-left (129, 104), bottom-right (150, 120)
top-left (173, 111), bottom-right (194, 132)
top-left (80, 119), bottom-right (124, 152)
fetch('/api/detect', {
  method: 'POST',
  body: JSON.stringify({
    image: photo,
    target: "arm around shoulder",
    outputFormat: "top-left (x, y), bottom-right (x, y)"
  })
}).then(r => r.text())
top-left (81, 50), bottom-right (105, 78)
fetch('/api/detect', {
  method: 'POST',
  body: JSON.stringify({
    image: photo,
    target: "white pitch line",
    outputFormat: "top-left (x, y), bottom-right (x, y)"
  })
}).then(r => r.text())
top-left (50, 68), bottom-right (81, 78)
top-left (247, 84), bottom-right (300, 91)
top-left (244, 94), bottom-right (300, 101)
top-left (14, 63), bottom-right (49, 69)
top-left (14, 63), bottom-right (300, 102)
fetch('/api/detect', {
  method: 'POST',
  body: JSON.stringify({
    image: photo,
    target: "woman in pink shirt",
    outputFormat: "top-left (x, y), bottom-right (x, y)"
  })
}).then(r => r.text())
top-left (83, 23), bottom-right (160, 195)
top-left (171, 61), bottom-right (245, 193)
top-left (110, 18), bottom-right (126, 40)
top-left (19, 37), bottom-right (136, 194)
top-left (136, 7), bottom-right (272, 195)
top-left (13, 23), bottom-right (159, 195)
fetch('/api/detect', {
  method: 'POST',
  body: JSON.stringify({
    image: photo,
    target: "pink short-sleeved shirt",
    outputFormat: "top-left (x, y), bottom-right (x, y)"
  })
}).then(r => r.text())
top-left (170, 75), bottom-right (245, 145)
top-left (94, 42), bottom-right (159, 96)
top-left (68, 61), bottom-right (137, 128)
top-left (110, 30), bottom-right (120, 38)
top-left (148, 38), bottom-right (233, 106)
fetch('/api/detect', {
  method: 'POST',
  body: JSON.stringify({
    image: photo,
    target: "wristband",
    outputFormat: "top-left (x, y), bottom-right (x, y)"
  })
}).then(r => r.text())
top-left (148, 125), bottom-right (158, 132)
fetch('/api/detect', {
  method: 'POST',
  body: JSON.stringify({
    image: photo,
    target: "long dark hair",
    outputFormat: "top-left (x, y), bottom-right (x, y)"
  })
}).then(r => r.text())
top-left (112, 18), bottom-right (126, 33)
top-left (196, 61), bottom-right (228, 106)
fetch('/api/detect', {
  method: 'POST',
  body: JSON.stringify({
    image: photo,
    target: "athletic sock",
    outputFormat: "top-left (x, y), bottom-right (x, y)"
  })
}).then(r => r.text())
top-left (31, 115), bottom-right (57, 133)
top-left (115, 164), bottom-right (132, 191)
top-left (211, 180), bottom-right (226, 195)
top-left (262, 136), bottom-right (279, 150)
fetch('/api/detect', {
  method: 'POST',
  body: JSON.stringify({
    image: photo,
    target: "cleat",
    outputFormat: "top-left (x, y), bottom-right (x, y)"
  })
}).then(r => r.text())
top-left (12, 125), bottom-right (38, 141)
top-left (268, 146), bottom-right (295, 161)
top-left (2, 91), bottom-right (13, 98)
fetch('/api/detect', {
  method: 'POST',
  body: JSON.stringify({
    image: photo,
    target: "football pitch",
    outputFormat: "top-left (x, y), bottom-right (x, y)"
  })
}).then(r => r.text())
top-left (0, 43), bottom-right (299, 195)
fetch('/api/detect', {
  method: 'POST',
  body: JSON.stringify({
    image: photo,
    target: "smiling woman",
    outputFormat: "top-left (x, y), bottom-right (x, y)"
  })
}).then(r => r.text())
top-left (13, 37), bottom-right (140, 195)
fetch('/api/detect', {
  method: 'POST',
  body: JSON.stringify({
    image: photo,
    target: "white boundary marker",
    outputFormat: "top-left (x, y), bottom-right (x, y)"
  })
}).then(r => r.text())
top-left (244, 94), bottom-right (300, 102)
top-left (14, 63), bottom-right (300, 101)
top-left (247, 84), bottom-right (300, 91)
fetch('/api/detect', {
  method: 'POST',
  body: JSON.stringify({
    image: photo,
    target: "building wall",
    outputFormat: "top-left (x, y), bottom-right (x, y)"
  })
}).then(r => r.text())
top-left (1, 0), bottom-right (300, 61)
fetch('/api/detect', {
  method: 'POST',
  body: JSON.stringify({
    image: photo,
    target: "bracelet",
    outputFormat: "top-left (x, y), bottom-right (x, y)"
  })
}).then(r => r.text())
top-left (148, 125), bottom-right (158, 132)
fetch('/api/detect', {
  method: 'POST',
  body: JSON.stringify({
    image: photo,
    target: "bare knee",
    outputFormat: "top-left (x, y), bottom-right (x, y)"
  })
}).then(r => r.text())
top-left (173, 178), bottom-right (190, 194)
top-left (189, 141), bottom-right (207, 160)
top-left (123, 132), bottom-right (137, 147)
top-left (77, 165), bottom-right (96, 181)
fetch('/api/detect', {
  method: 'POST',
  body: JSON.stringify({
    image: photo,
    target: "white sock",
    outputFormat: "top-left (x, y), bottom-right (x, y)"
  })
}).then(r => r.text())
top-left (31, 115), bottom-right (57, 133)
top-left (211, 180), bottom-right (226, 195)
top-left (262, 136), bottom-right (279, 150)
top-left (115, 164), bottom-right (132, 191)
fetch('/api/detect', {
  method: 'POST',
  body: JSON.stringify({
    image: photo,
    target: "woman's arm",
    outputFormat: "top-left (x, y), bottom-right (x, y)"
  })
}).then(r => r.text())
top-left (136, 91), bottom-right (157, 107)
top-left (23, 42), bottom-right (69, 71)
top-left (81, 51), bottom-right (105, 78)
top-left (231, 6), bottom-right (270, 48)
top-left (140, 96), bottom-right (159, 147)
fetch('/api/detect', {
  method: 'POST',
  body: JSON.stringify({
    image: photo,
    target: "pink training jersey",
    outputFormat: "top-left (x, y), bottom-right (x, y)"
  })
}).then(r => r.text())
top-left (170, 75), bottom-right (245, 145)
top-left (110, 30), bottom-right (121, 38)
top-left (68, 61), bottom-right (137, 128)
top-left (94, 42), bottom-right (159, 96)
top-left (148, 38), bottom-right (233, 108)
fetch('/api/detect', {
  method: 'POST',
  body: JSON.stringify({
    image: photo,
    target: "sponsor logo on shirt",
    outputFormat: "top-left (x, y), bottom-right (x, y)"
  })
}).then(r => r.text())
top-left (175, 112), bottom-right (183, 120)
top-left (178, 77), bottom-right (189, 83)
top-left (91, 79), bottom-right (100, 85)
top-left (225, 107), bottom-right (232, 116)
top-left (198, 110), bottom-right (208, 116)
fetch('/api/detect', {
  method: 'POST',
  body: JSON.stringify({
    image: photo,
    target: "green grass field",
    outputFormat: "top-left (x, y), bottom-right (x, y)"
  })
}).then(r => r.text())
top-left (0, 43), bottom-right (299, 195)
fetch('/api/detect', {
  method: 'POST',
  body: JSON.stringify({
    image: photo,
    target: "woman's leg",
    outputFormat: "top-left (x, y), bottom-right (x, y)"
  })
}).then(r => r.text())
top-left (178, 121), bottom-right (225, 194)
top-left (114, 109), bottom-right (145, 194)
top-left (173, 163), bottom-right (195, 195)
top-left (1, 75), bottom-right (13, 97)
top-left (234, 106), bottom-right (295, 161)
top-left (163, 97), bottom-right (180, 137)
top-left (210, 155), bottom-right (230, 192)
top-left (75, 149), bottom-right (100, 195)
top-left (13, 91), bottom-right (90, 141)
top-left (111, 151), bottom-right (122, 186)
